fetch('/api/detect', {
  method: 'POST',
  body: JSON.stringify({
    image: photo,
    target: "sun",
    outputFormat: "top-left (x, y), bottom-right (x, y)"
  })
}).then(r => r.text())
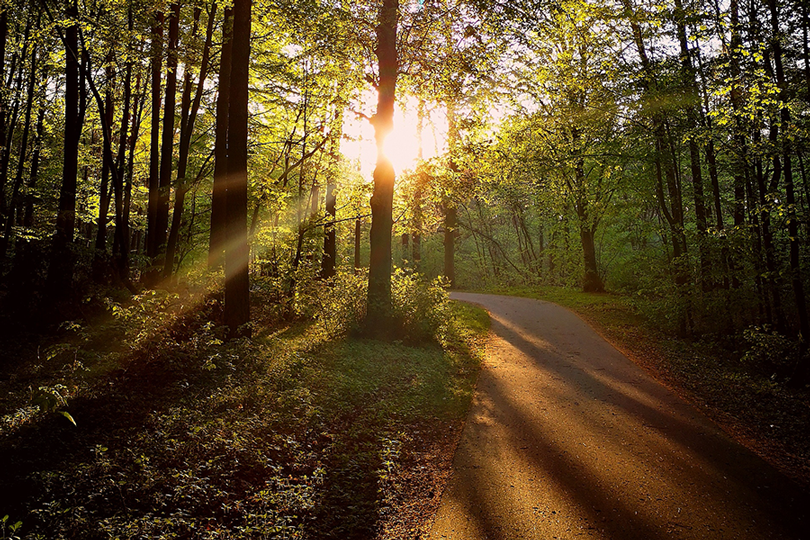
top-left (342, 94), bottom-right (449, 177)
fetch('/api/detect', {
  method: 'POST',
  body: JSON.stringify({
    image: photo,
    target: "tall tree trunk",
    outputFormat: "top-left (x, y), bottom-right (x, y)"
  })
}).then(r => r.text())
top-left (366, 0), bottom-right (398, 333)
top-left (768, 0), bottom-right (810, 379)
top-left (354, 217), bottom-right (362, 273)
top-left (224, 0), bottom-right (251, 337)
top-left (113, 4), bottom-right (134, 282)
top-left (0, 7), bottom-right (7, 215)
top-left (0, 41), bottom-right (37, 261)
top-left (153, 2), bottom-right (181, 276)
top-left (23, 104), bottom-right (45, 227)
top-left (320, 108), bottom-right (342, 279)
top-left (165, 3), bottom-right (215, 278)
top-left (0, 12), bottom-right (33, 218)
top-left (113, 8), bottom-right (135, 281)
top-left (47, 1), bottom-right (81, 299)
top-left (209, 7), bottom-right (232, 269)
top-left (673, 0), bottom-right (710, 289)
top-left (623, 0), bottom-right (688, 326)
top-left (760, 115), bottom-right (786, 331)
top-left (444, 204), bottom-right (456, 287)
top-left (94, 59), bottom-right (115, 258)
top-left (146, 10), bottom-right (163, 261)
top-left (574, 157), bottom-right (604, 292)
top-left (411, 99), bottom-right (425, 270)
top-left (579, 225), bottom-right (602, 293)
top-left (124, 67), bottom-right (145, 266)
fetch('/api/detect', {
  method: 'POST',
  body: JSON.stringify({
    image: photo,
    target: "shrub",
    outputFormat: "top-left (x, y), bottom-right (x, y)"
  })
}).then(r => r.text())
top-left (391, 270), bottom-right (450, 343)
top-left (742, 327), bottom-right (799, 379)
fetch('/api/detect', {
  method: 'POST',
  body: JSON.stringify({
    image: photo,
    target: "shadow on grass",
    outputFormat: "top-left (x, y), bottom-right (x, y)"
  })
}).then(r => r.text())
top-left (0, 292), bottom-right (481, 539)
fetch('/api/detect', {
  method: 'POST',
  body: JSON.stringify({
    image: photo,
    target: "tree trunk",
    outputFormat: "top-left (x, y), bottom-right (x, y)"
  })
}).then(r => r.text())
top-left (0, 41), bottom-right (37, 261)
top-left (165, 3), bottom-right (215, 278)
top-left (579, 225), bottom-right (603, 293)
top-left (23, 104), bottom-right (44, 228)
top-left (113, 7), bottom-right (135, 281)
top-left (0, 13), bottom-right (33, 218)
top-left (444, 204), bottom-right (456, 287)
top-left (47, 1), bottom-right (81, 299)
top-left (768, 0), bottom-right (810, 380)
top-left (354, 217), bottom-right (361, 274)
top-left (673, 0), bottom-right (710, 289)
top-left (94, 60), bottom-right (115, 259)
top-left (153, 2), bottom-right (180, 274)
top-left (209, 7), bottom-right (232, 269)
top-left (0, 7), bottom-right (7, 215)
top-left (224, 0), bottom-right (251, 337)
top-left (146, 10), bottom-right (163, 261)
top-left (366, 0), bottom-right (399, 333)
top-left (321, 111), bottom-right (341, 279)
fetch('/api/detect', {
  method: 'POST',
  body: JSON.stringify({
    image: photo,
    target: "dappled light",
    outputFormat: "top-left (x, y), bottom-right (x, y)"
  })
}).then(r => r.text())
top-left (2, 0), bottom-right (810, 536)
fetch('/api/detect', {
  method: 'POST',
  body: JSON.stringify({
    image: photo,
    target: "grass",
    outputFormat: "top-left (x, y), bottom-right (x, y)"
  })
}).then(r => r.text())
top-left (485, 284), bottom-right (810, 489)
top-left (0, 284), bottom-right (488, 539)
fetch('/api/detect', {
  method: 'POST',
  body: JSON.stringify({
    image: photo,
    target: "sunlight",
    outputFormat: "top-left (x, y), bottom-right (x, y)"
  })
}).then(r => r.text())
top-left (342, 93), bottom-right (449, 178)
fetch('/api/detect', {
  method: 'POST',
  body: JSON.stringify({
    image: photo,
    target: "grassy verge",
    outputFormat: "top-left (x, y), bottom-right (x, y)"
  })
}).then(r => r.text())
top-left (486, 285), bottom-right (810, 489)
top-left (0, 289), bottom-right (488, 539)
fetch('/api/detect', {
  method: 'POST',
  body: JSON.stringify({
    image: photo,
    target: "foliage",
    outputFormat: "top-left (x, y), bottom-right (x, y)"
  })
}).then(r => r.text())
top-left (742, 327), bottom-right (800, 379)
top-left (0, 274), bottom-right (486, 538)
top-left (0, 515), bottom-right (22, 540)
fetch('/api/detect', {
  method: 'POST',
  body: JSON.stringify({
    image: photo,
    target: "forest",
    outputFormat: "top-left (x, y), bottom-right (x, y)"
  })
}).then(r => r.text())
top-left (0, 0), bottom-right (809, 537)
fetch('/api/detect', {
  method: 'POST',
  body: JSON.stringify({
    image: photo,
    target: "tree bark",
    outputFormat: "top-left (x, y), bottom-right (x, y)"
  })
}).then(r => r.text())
top-left (94, 59), bottom-right (115, 259)
top-left (0, 12), bottom-right (33, 218)
top-left (23, 104), bottom-right (44, 228)
top-left (0, 40), bottom-right (37, 261)
top-left (153, 2), bottom-right (180, 274)
top-left (47, 1), bottom-right (81, 298)
top-left (321, 109), bottom-right (342, 280)
top-left (113, 6), bottom-right (135, 281)
top-left (354, 217), bottom-right (362, 273)
top-left (366, 0), bottom-right (399, 333)
top-left (209, 7), bottom-right (232, 269)
top-left (768, 0), bottom-right (810, 380)
top-left (146, 10), bottom-right (163, 260)
top-left (444, 204), bottom-right (456, 287)
top-left (673, 0), bottom-right (710, 288)
top-left (224, 0), bottom-right (251, 337)
top-left (165, 3), bottom-right (215, 278)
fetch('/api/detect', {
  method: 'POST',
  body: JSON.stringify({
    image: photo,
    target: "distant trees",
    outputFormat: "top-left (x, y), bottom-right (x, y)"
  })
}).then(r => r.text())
top-left (0, 0), bottom-right (807, 373)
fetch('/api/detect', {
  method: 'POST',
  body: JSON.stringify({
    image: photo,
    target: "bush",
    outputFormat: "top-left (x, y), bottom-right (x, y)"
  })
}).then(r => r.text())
top-left (742, 327), bottom-right (799, 378)
top-left (391, 270), bottom-right (450, 343)
top-left (289, 269), bottom-right (450, 343)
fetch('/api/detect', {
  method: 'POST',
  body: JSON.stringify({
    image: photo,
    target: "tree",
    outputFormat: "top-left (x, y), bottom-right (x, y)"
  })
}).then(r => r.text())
top-left (366, 0), bottom-right (399, 331)
top-left (223, 0), bottom-right (251, 337)
top-left (46, 0), bottom-right (82, 300)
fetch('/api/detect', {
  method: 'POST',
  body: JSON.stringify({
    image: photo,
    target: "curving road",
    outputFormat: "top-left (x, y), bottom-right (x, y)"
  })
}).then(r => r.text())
top-left (429, 293), bottom-right (809, 539)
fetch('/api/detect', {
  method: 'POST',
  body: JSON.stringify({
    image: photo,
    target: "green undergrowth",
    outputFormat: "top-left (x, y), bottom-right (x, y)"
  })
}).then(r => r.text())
top-left (485, 284), bottom-right (810, 488)
top-left (0, 275), bottom-right (487, 539)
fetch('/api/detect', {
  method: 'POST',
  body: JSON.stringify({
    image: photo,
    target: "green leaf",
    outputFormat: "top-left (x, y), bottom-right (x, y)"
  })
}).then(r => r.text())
top-left (60, 411), bottom-right (77, 426)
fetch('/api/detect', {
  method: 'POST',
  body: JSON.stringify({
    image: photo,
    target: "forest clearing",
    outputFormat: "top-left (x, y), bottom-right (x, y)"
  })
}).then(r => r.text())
top-left (1, 0), bottom-right (810, 537)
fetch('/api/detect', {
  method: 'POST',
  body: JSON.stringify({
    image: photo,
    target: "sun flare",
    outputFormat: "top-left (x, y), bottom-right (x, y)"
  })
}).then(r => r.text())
top-left (342, 94), bottom-right (449, 177)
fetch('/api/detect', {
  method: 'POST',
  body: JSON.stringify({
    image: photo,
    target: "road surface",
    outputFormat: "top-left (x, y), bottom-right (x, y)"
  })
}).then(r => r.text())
top-left (429, 293), bottom-right (808, 539)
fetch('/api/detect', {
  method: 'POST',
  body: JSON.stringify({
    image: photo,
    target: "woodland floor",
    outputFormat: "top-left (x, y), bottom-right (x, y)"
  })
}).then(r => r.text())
top-left (0, 285), bottom-right (488, 539)
top-left (1, 284), bottom-right (808, 539)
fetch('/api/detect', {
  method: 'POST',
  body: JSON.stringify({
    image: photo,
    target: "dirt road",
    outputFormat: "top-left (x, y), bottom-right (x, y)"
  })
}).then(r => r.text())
top-left (429, 293), bottom-right (808, 539)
